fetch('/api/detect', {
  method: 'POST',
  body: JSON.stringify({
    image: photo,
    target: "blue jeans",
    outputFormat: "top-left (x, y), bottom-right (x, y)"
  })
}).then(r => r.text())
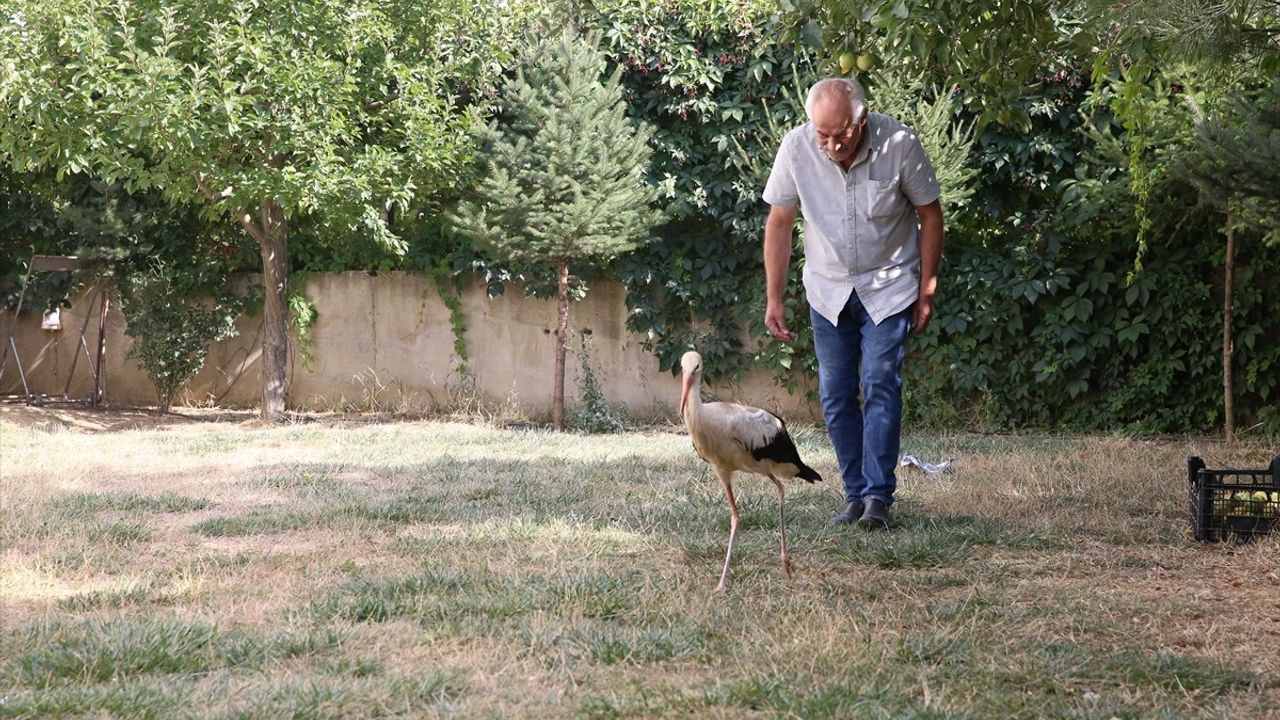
top-left (810, 295), bottom-right (912, 507)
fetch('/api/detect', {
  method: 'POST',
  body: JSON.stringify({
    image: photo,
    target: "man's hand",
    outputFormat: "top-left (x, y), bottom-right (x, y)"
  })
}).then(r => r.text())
top-left (765, 300), bottom-right (797, 343)
top-left (911, 297), bottom-right (933, 336)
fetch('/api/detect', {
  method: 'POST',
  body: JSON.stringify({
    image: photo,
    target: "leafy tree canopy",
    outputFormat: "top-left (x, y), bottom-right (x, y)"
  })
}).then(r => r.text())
top-left (0, 0), bottom-right (509, 248)
top-left (0, 0), bottom-right (516, 418)
top-left (777, 0), bottom-right (1064, 129)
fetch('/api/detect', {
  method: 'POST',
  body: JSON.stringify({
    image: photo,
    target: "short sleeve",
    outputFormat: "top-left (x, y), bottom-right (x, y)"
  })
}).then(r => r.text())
top-left (762, 135), bottom-right (799, 207)
top-left (900, 134), bottom-right (941, 207)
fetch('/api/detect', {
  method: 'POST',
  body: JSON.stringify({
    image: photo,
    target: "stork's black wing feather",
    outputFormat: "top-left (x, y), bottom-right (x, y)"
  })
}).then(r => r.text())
top-left (749, 412), bottom-right (822, 483)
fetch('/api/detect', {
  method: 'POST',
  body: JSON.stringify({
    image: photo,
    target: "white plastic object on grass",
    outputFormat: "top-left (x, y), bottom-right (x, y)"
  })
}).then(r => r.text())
top-left (899, 453), bottom-right (952, 475)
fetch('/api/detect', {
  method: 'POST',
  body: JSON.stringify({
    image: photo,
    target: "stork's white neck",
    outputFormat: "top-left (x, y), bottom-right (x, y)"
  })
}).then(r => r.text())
top-left (683, 372), bottom-right (704, 423)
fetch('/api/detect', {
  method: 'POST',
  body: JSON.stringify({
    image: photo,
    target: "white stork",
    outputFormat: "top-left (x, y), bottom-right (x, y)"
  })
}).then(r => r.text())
top-left (678, 350), bottom-right (822, 592)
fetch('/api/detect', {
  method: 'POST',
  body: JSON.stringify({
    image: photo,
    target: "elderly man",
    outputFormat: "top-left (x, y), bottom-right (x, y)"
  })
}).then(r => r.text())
top-left (762, 77), bottom-right (944, 529)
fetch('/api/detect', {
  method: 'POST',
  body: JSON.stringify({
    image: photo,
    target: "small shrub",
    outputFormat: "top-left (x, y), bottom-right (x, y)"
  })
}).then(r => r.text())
top-left (571, 332), bottom-right (628, 433)
top-left (119, 260), bottom-right (246, 411)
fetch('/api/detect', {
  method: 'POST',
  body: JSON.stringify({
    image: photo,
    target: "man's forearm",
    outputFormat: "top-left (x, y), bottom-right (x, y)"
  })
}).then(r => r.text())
top-left (917, 201), bottom-right (944, 301)
top-left (764, 209), bottom-right (796, 305)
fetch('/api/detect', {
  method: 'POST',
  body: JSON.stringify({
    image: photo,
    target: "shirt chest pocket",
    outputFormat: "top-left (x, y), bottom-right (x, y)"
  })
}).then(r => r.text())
top-left (865, 175), bottom-right (904, 219)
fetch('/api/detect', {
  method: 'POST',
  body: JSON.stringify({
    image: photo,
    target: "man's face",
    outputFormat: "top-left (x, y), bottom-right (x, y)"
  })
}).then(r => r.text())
top-left (813, 97), bottom-right (865, 164)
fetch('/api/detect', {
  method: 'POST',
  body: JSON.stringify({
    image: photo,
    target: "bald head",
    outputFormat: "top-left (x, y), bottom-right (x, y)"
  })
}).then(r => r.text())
top-left (806, 78), bottom-right (868, 166)
top-left (805, 78), bottom-right (867, 123)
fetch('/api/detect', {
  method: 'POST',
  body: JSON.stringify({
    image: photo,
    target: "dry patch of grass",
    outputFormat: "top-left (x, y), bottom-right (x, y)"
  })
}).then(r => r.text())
top-left (1, 406), bottom-right (1277, 718)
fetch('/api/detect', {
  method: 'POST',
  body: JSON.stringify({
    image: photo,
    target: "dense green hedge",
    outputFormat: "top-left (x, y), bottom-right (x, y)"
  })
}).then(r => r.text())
top-left (908, 235), bottom-right (1278, 433)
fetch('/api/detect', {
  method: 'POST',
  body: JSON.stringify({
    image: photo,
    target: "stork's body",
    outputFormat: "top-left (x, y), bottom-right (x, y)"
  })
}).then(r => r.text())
top-left (679, 351), bottom-right (821, 592)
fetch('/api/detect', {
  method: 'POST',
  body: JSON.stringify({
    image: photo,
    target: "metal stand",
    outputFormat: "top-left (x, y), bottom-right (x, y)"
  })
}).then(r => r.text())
top-left (0, 255), bottom-right (108, 406)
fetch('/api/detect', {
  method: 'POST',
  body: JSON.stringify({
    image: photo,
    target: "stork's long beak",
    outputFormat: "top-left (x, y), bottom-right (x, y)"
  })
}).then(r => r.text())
top-left (679, 371), bottom-right (693, 419)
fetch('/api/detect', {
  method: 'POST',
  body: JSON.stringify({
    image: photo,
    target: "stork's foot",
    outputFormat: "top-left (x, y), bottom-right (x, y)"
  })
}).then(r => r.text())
top-left (782, 558), bottom-right (793, 578)
top-left (714, 581), bottom-right (727, 594)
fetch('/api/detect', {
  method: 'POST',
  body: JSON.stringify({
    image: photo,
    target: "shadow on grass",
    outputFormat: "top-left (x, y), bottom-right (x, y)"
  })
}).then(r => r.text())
top-left (574, 640), bottom-right (1257, 719)
top-left (172, 458), bottom-right (1058, 570)
top-left (14, 453), bottom-right (1062, 588)
top-left (789, 509), bottom-right (1060, 570)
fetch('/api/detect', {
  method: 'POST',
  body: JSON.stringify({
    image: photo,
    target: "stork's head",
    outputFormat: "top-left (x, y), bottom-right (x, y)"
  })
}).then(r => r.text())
top-left (679, 351), bottom-right (703, 418)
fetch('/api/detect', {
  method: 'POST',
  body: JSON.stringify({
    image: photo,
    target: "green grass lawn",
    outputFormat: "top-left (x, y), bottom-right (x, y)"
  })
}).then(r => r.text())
top-left (1, 407), bottom-right (1277, 718)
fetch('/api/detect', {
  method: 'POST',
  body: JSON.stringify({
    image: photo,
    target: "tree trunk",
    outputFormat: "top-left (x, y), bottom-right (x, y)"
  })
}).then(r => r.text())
top-left (1223, 209), bottom-right (1235, 445)
top-left (194, 172), bottom-right (291, 423)
top-left (552, 258), bottom-right (570, 431)
top-left (259, 200), bottom-right (290, 422)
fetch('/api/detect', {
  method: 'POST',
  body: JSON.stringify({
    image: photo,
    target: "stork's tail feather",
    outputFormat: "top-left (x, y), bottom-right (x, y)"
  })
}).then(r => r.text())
top-left (796, 463), bottom-right (822, 484)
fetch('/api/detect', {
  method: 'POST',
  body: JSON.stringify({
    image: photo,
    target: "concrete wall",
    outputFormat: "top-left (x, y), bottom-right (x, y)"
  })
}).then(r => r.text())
top-left (0, 272), bottom-right (819, 420)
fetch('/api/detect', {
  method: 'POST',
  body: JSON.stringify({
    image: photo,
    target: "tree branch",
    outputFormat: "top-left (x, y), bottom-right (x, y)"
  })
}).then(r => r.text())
top-left (236, 206), bottom-right (268, 246)
top-left (194, 173), bottom-right (220, 202)
top-left (196, 172), bottom-right (267, 246)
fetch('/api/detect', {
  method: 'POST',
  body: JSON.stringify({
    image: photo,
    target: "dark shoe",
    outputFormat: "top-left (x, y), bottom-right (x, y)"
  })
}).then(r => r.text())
top-left (857, 498), bottom-right (891, 530)
top-left (828, 500), bottom-right (864, 526)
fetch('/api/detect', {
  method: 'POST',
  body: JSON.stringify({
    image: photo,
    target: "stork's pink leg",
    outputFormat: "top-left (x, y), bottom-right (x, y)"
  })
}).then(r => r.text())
top-left (770, 477), bottom-right (791, 578)
top-left (715, 467), bottom-right (739, 593)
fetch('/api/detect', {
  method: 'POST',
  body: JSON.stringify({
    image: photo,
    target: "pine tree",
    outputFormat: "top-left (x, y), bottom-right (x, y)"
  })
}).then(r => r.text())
top-left (451, 26), bottom-right (663, 430)
top-left (1185, 80), bottom-right (1280, 245)
top-left (1181, 80), bottom-right (1280, 442)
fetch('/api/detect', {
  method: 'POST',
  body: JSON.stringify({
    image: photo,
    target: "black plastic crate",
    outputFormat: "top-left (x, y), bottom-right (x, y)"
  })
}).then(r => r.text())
top-left (1188, 455), bottom-right (1280, 543)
